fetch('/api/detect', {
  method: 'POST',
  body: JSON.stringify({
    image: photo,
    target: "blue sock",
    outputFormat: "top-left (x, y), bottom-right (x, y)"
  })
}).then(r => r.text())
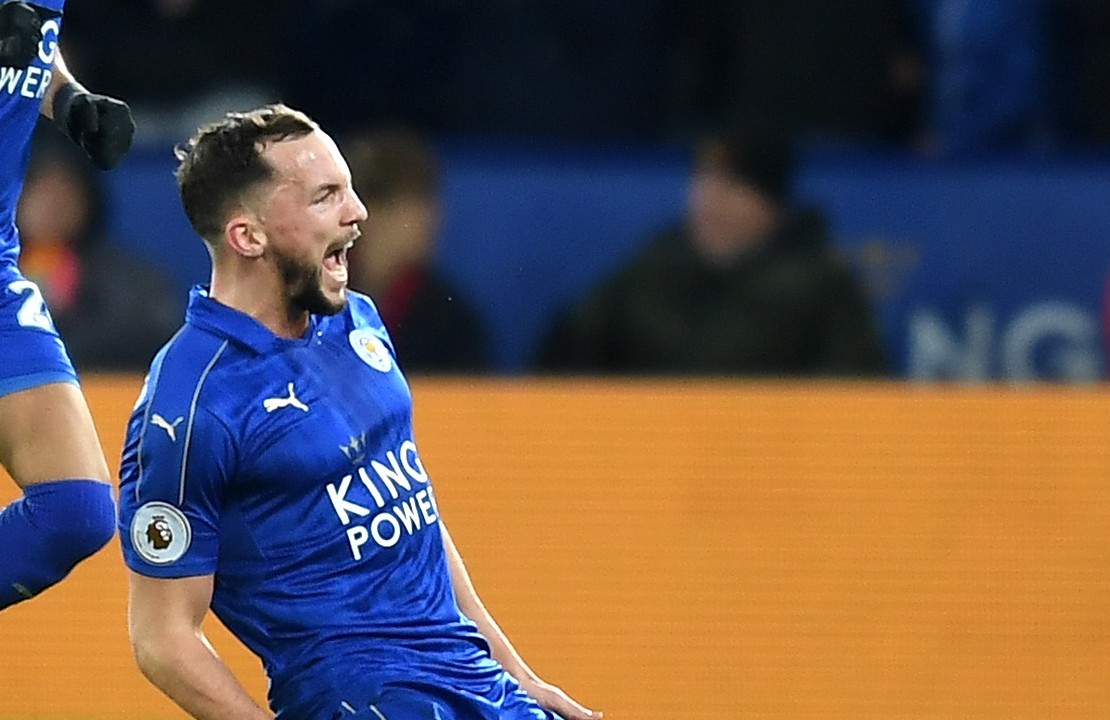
top-left (0, 479), bottom-right (116, 609)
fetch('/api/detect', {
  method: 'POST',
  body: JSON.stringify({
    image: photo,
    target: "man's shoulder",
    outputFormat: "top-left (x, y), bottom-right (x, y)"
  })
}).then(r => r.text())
top-left (344, 291), bottom-right (386, 328)
top-left (768, 240), bottom-right (857, 287)
top-left (150, 322), bottom-right (232, 373)
top-left (340, 291), bottom-right (398, 344)
top-left (590, 225), bottom-right (694, 301)
top-left (141, 324), bottom-right (243, 416)
top-left (631, 223), bottom-right (689, 263)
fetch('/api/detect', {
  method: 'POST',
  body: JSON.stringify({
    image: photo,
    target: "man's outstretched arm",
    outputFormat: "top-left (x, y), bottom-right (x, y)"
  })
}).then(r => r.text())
top-left (440, 524), bottom-right (602, 720)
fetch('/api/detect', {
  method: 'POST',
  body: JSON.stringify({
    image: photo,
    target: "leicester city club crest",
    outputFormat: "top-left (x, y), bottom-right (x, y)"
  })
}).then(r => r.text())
top-left (349, 328), bottom-right (393, 373)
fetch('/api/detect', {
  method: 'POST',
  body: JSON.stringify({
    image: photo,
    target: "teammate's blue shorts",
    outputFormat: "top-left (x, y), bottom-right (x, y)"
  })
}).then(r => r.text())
top-left (0, 269), bottom-right (78, 399)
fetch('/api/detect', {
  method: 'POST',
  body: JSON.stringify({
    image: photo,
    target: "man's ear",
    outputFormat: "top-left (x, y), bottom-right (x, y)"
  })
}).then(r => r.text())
top-left (224, 209), bottom-right (266, 259)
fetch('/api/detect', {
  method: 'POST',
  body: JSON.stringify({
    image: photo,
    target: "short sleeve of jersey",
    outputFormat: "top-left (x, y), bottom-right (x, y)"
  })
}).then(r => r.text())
top-left (118, 364), bottom-right (237, 578)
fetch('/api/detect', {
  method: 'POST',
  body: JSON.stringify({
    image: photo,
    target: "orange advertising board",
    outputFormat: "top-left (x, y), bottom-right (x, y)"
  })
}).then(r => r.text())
top-left (1, 377), bottom-right (1109, 719)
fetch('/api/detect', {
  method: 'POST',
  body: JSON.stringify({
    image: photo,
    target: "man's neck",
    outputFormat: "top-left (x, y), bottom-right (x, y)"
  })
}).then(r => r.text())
top-left (209, 269), bottom-right (309, 339)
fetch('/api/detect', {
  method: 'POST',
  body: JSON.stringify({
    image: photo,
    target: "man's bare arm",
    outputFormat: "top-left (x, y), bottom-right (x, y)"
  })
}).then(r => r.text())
top-left (129, 571), bottom-right (272, 720)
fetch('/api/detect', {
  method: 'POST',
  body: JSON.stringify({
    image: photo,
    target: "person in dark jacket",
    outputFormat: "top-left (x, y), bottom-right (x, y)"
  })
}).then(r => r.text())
top-left (16, 129), bottom-right (183, 372)
top-left (538, 130), bottom-right (888, 377)
top-left (344, 128), bottom-right (489, 373)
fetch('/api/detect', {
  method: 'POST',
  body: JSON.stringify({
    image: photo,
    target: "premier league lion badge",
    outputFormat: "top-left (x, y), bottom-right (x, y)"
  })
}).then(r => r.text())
top-left (131, 501), bottom-right (192, 565)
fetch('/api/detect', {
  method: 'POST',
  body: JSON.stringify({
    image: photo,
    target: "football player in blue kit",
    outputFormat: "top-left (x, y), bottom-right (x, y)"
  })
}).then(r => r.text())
top-left (0, 0), bottom-right (134, 609)
top-left (117, 104), bottom-right (601, 720)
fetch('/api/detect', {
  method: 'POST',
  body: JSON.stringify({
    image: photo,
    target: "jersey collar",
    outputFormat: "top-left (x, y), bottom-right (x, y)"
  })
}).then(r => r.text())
top-left (184, 285), bottom-right (321, 354)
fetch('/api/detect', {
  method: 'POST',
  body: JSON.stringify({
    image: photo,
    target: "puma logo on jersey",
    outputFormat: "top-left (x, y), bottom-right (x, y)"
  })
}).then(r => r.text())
top-left (150, 414), bottom-right (184, 442)
top-left (264, 383), bottom-right (309, 413)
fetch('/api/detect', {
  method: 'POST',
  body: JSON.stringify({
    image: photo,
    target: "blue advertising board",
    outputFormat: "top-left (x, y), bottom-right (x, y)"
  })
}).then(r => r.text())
top-left (797, 151), bottom-right (1110, 382)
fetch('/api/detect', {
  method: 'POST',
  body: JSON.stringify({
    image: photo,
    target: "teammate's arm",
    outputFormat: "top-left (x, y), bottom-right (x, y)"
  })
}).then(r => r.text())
top-left (440, 524), bottom-right (602, 720)
top-left (42, 51), bottom-right (134, 170)
top-left (128, 571), bottom-right (272, 720)
top-left (38, 47), bottom-right (71, 120)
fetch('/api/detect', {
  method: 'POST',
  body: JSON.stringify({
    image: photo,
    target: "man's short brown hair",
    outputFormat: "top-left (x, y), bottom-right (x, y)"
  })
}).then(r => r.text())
top-left (174, 104), bottom-right (317, 244)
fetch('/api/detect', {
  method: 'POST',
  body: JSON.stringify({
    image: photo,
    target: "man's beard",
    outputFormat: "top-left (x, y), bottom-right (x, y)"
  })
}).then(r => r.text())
top-left (273, 245), bottom-right (346, 319)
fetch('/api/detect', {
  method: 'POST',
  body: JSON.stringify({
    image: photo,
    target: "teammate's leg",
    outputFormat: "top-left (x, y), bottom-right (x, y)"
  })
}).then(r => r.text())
top-left (0, 381), bottom-right (115, 608)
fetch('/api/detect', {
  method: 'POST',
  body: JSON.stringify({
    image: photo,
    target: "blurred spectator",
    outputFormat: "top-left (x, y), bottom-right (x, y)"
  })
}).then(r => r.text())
top-left (59, 0), bottom-right (286, 139)
top-left (663, 0), bottom-right (921, 143)
top-left (15, 129), bottom-right (183, 372)
top-left (909, 0), bottom-right (1057, 156)
top-left (537, 130), bottom-right (888, 377)
top-left (345, 129), bottom-right (489, 373)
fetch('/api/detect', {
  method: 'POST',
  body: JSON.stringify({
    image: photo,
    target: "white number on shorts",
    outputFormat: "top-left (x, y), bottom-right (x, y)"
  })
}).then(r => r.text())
top-left (8, 280), bottom-right (55, 332)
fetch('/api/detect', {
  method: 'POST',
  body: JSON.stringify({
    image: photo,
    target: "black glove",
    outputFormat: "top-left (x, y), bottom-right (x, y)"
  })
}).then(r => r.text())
top-left (0, 1), bottom-right (50, 69)
top-left (52, 82), bottom-right (136, 170)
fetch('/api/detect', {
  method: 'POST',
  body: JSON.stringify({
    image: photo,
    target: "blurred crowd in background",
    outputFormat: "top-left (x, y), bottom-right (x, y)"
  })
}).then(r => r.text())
top-left (20, 0), bottom-right (1110, 380)
top-left (54, 0), bottom-right (1110, 150)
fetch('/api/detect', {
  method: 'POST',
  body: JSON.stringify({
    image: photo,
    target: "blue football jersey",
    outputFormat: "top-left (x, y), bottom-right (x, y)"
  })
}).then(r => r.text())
top-left (118, 287), bottom-right (505, 718)
top-left (0, 0), bottom-right (65, 271)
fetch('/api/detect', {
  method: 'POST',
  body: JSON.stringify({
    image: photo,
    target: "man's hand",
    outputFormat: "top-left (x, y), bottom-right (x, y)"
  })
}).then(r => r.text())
top-left (519, 678), bottom-right (603, 720)
top-left (53, 83), bottom-right (135, 170)
top-left (0, 1), bottom-right (50, 69)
